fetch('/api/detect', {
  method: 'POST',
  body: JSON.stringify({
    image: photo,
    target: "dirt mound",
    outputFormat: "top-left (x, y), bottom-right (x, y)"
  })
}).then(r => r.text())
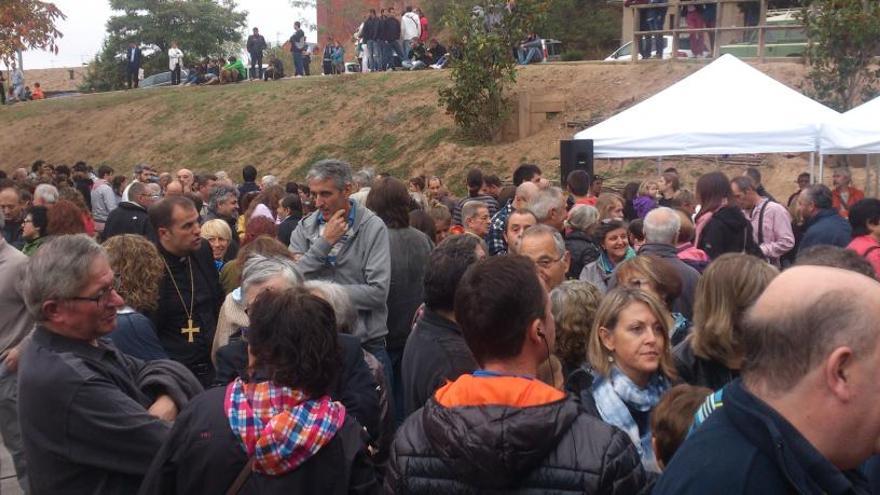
top-left (0, 60), bottom-right (822, 198)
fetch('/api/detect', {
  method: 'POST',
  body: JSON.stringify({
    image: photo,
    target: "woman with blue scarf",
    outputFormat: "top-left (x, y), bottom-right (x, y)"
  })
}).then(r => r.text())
top-left (579, 219), bottom-right (636, 292)
top-left (587, 287), bottom-right (677, 473)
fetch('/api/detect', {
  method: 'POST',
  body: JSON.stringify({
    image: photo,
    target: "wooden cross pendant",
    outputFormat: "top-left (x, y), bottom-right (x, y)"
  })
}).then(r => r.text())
top-left (181, 319), bottom-right (200, 343)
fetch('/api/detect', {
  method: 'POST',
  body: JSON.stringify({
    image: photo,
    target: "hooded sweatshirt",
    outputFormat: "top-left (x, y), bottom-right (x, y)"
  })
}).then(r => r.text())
top-left (696, 205), bottom-right (761, 260)
top-left (387, 373), bottom-right (648, 494)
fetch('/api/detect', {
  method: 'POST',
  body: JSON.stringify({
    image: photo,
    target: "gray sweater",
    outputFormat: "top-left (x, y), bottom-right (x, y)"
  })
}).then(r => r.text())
top-left (290, 203), bottom-right (391, 343)
top-left (0, 239), bottom-right (33, 356)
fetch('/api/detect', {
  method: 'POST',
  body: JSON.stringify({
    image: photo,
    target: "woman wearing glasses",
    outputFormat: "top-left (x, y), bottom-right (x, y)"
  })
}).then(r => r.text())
top-left (21, 206), bottom-right (49, 256)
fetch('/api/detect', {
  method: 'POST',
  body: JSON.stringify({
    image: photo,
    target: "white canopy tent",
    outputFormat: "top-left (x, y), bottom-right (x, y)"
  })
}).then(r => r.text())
top-left (820, 95), bottom-right (880, 155)
top-left (575, 54), bottom-right (840, 164)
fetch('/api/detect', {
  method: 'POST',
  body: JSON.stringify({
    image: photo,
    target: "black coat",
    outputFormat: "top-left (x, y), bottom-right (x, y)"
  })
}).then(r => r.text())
top-left (277, 214), bottom-right (301, 248)
top-left (102, 202), bottom-right (154, 242)
top-left (137, 386), bottom-right (378, 495)
top-left (697, 205), bottom-right (762, 260)
top-left (564, 230), bottom-right (600, 280)
top-left (384, 16), bottom-right (401, 42)
top-left (673, 336), bottom-right (738, 390)
top-left (362, 17), bottom-right (380, 41)
top-left (386, 390), bottom-right (648, 494)
top-left (401, 309), bottom-right (476, 417)
top-left (653, 379), bottom-right (870, 494)
top-left (212, 335), bottom-right (381, 440)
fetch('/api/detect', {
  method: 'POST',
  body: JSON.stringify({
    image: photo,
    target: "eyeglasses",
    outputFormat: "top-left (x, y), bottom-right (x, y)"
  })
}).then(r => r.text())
top-left (68, 276), bottom-right (122, 306)
top-left (534, 255), bottom-right (564, 269)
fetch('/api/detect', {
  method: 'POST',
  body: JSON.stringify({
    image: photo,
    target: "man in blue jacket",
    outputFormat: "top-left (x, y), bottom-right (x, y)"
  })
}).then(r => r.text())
top-left (654, 265), bottom-right (880, 494)
top-left (797, 183), bottom-right (852, 254)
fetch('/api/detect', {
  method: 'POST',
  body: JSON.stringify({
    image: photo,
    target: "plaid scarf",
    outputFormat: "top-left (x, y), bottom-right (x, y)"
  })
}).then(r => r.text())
top-left (225, 378), bottom-right (346, 475)
top-left (592, 366), bottom-right (669, 473)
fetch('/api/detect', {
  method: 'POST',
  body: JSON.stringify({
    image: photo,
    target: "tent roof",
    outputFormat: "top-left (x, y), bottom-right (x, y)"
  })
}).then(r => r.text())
top-left (575, 55), bottom-right (840, 158)
top-left (820, 95), bottom-right (880, 154)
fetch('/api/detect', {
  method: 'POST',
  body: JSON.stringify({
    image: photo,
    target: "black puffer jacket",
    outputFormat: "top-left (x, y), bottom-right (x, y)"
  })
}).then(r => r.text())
top-left (697, 205), bottom-right (762, 260)
top-left (386, 388), bottom-right (647, 494)
top-left (564, 230), bottom-right (601, 280)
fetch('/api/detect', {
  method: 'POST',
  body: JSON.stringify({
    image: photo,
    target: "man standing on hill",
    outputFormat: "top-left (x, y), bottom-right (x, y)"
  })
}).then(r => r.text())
top-left (289, 21), bottom-right (307, 77)
top-left (384, 7), bottom-right (404, 70)
top-left (401, 6), bottom-right (421, 59)
top-left (246, 27), bottom-right (267, 80)
top-left (126, 42), bottom-right (142, 89)
top-left (168, 41), bottom-right (183, 86)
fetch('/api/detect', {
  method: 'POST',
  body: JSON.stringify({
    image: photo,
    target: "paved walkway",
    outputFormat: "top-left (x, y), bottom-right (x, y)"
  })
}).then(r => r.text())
top-left (0, 434), bottom-right (22, 495)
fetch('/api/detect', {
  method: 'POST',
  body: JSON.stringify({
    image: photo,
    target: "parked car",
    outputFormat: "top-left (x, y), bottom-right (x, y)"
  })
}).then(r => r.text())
top-left (540, 39), bottom-right (563, 62)
top-left (719, 13), bottom-right (807, 57)
top-left (605, 35), bottom-right (694, 61)
top-left (140, 69), bottom-right (189, 88)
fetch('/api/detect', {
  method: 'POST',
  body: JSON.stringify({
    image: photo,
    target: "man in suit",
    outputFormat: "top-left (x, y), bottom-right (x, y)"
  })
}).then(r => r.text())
top-left (126, 42), bottom-right (143, 89)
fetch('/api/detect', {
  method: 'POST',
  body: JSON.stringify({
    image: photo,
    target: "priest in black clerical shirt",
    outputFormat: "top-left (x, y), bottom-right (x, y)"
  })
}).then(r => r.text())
top-left (148, 196), bottom-right (224, 387)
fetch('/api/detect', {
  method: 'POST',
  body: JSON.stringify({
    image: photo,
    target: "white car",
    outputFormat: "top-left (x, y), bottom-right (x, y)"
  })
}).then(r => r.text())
top-left (605, 35), bottom-right (694, 61)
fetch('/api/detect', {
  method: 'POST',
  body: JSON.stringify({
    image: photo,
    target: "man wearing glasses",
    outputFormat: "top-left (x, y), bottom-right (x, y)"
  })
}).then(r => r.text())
top-left (101, 181), bottom-right (160, 241)
top-left (17, 235), bottom-right (202, 494)
top-left (519, 224), bottom-right (571, 290)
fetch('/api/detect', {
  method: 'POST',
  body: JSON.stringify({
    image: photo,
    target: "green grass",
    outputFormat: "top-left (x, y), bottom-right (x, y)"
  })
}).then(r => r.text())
top-left (421, 127), bottom-right (451, 150)
top-left (192, 111), bottom-right (263, 155)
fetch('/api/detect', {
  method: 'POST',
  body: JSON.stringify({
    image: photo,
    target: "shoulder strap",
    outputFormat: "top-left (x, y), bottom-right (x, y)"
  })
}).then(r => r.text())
top-left (757, 199), bottom-right (770, 245)
top-left (864, 245), bottom-right (880, 258)
top-left (226, 457), bottom-right (255, 495)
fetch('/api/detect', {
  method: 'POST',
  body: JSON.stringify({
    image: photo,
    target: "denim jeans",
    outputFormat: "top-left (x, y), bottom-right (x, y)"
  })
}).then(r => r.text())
top-left (367, 40), bottom-right (381, 71)
top-left (385, 40), bottom-right (404, 70)
top-left (292, 51), bottom-right (305, 76)
top-left (0, 364), bottom-right (27, 492)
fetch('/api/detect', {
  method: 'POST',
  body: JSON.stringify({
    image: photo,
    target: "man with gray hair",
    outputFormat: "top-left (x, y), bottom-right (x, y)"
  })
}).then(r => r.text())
top-left (289, 159), bottom-right (392, 388)
top-left (260, 174), bottom-right (279, 190)
top-left (527, 186), bottom-right (567, 233)
top-left (655, 266), bottom-right (880, 493)
top-left (831, 166), bottom-right (864, 219)
top-left (33, 183), bottom-right (59, 206)
top-left (461, 200), bottom-right (491, 239)
top-left (0, 211), bottom-right (31, 490)
top-left (102, 181), bottom-right (158, 241)
top-left (519, 224), bottom-right (570, 290)
top-left (488, 181), bottom-right (540, 256)
top-left (640, 207), bottom-right (700, 319)
top-left (349, 167), bottom-right (375, 205)
top-left (731, 175), bottom-right (794, 266)
top-left (797, 184), bottom-right (852, 254)
top-left (204, 183), bottom-right (240, 260)
top-left (18, 235), bottom-right (202, 494)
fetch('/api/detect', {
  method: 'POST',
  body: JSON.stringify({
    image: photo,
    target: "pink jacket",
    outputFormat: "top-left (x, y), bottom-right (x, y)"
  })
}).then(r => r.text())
top-left (848, 235), bottom-right (880, 278)
top-left (745, 198), bottom-right (795, 262)
top-left (676, 242), bottom-right (710, 262)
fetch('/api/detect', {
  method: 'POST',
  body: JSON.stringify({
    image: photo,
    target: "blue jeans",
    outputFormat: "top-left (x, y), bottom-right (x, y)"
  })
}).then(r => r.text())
top-left (367, 40), bottom-right (381, 71)
top-left (292, 51), bottom-right (304, 76)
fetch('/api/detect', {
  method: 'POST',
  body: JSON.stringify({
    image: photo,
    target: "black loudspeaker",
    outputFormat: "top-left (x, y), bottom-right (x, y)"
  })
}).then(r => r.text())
top-left (559, 139), bottom-right (594, 188)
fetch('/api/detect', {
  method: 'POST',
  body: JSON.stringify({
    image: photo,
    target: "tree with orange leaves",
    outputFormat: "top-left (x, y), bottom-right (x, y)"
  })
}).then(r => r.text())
top-left (0, 0), bottom-right (65, 65)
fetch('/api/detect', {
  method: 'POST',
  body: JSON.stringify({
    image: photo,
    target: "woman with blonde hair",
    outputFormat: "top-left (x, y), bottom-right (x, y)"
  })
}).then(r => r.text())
top-left (633, 179), bottom-right (660, 218)
top-left (587, 287), bottom-right (676, 473)
top-left (200, 219), bottom-right (232, 271)
top-left (615, 255), bottom-right (690, 346)
top-left (596, 193), bottom-right (625, 222)
top-left (103, 234), bottom-right (169, 360)
top-left (673, 253), bottom-right (778, 390)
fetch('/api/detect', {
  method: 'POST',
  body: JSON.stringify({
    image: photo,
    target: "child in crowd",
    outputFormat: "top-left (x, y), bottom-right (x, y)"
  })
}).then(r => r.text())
top-left (634, 179), bottom-right (661, 218)
top-left (650, 384), bottom-right (712, 470)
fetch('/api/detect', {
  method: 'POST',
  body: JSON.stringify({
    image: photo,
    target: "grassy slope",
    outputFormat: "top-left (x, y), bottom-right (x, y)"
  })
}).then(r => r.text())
top-left (0, 61), bottom-right (811, 194)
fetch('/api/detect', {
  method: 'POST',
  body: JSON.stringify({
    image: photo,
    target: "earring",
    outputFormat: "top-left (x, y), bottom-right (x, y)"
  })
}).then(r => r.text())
top-left (607, 355), bottom-right (614, 363)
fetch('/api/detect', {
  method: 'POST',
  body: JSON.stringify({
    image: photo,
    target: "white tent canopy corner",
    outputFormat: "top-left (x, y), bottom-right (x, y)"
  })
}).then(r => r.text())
top-left (820, 94), bottom-right (880, 155)
top-left (574, 54), bottom-right (840, 159)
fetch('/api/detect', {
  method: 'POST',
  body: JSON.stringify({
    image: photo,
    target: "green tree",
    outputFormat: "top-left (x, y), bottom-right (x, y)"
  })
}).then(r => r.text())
top-left (438, 0), bottom-right (549, 142)
top-left (82, 0), bottom-right (247, 91)
top-left (0, 0), bottom-right (66, 65)
top-left (538, 0), bottom-right (620, 59)
top-left (800, 0), bottom-right (880, 111)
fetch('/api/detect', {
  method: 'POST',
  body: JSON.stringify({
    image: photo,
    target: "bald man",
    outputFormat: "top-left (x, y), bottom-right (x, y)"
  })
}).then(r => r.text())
top-left (655, 266), bottom-right (880, 493)
top-left (164, 181), bottom-right (184, 197)
top-left (176, 169), bottom-right (194, 192)
top-left (487, 181), bottom-right (541, 256)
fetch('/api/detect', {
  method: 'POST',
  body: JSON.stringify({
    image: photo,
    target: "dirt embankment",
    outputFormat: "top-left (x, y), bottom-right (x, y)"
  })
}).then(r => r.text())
top-left (0, 60), bottom-right (830, 199)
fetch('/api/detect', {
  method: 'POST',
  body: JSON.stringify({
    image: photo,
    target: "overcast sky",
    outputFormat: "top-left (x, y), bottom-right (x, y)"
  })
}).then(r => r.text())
top-left (16, 0), bottom-right (315, 69)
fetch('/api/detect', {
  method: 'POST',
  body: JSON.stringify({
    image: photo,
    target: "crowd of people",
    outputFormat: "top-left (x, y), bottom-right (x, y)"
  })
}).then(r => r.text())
top-left (1, 156), bottom-right (880, 494)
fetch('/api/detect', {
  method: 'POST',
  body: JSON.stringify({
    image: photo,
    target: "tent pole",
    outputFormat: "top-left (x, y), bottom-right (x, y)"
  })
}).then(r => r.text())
top-left (809, 152), bottom-right (815, 184)
top-left (818, 153), bottom-right (824, 185)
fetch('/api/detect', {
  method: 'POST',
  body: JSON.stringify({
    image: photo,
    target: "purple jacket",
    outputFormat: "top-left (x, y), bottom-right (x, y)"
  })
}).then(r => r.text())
top-left (633, 195), bottom-right (658, 219)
